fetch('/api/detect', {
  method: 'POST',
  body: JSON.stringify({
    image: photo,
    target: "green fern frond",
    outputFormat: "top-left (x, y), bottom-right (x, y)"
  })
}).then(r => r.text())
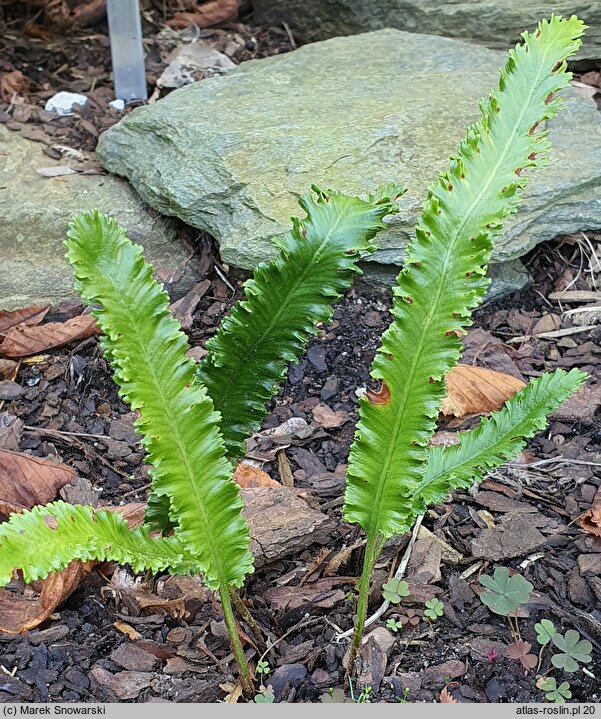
top-left (65, 212), bottom-right (253, 589)
top-left (0, 501), bottom-right (202, 586)
top-left (195, 185), bottom-right (404, 460)
top-left (344, 15), bottom-right (586, 538)
top-left (415, 368), bottom-right (586, 524)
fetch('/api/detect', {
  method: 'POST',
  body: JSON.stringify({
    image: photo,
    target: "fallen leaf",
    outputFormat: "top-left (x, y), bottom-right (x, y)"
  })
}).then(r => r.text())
top-left (169, 279), bottom-right (210, 330)
top-left (439, 682), bottom-right (460, 703)
top-left (0, 70), bottom-right (29, 102)
top-left (167, 0), bottom-right (238, 29)
top-left (0, 504), bottom-right (146, 634)
top-left (233, 462), bottom-right (281, 489)
top-left (0, 448), bottom-right (76, 514)
top-left (441, 365), bottom-right (526, 418)
top-left (0, 305), bottom-right (50, 336)
top-left (578, 487), bottom-right (601, 537)
top-left (0, 315), bottom-right (98, 358)
top-left (220, 681), bottom-right (243, 704)
top-left (0, 560), bottom-right (94, 634)
top-left (0, 359), bottom-right (17, 380)
top-left (312, 403), bottom-right (348, 429)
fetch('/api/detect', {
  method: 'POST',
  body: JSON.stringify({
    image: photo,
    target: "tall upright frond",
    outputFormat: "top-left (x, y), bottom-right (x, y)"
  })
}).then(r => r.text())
top-left (66, 212), bottom-right (253, 588)
top-left (344, 16), bottom-right (586, 538)
top-left (196, 185), bottom-right (403, 460)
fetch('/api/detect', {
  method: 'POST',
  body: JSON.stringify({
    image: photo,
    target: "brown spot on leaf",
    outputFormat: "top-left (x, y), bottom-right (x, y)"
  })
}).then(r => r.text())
top-left (403, 296), bottom-right (413, 304)
top-left (366, 382), bottom-right (391, 405)
top-left (444, 330), bottom-right (463, 338)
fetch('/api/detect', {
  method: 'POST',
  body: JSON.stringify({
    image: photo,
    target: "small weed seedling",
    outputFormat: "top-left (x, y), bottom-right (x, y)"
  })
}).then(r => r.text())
top-left (386, 618), bottom-right (404, 633)
top-left (256, 660), bottom-right (271, 677)
top-left (382, 578), bottom-right (410, 603)
top-left (479, 567), bottom-right (537, 670)
top-left (253, 685), bottom-right (275, 704)
top-left (551, 630), bottom-right (593, 673)
top-left (424, 598), bottom-right (444, 622)
top-left (537, 677), bottom-right (572, 704)
top-left (398, 608), bottom-right (421, 628)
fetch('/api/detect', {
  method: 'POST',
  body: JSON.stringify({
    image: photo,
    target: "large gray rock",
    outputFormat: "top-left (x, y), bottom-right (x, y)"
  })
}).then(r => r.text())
top-left (252, 0), bottom-right (601, 61)
top-left (97, 30), bottom-right (601, 285)
top-left (0, 128), bottom-right (194, 311)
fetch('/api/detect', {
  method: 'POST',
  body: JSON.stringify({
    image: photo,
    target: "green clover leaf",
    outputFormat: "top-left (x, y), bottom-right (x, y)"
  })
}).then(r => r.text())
top-left (551, 630), bottom-right (593, 673)
top-left (539, 677), bottom-right (572, 704)
top-left (479, 567), bottom-right (533, 616)
top-left (535, 619), bottom-right (557, 647)
top-left (424, 598), bottom-right (444, 621)
top-left (382, 578), bottom-right (410, 604)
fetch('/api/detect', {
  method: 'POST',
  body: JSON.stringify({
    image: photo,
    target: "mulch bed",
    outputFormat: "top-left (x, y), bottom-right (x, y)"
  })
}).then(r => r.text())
top-left (0, 4), bottom-right (600, 704)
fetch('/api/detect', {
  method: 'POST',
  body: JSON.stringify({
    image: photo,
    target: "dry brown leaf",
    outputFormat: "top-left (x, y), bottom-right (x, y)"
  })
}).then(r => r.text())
top-left (312, 403), bottom-right (348, 429)
top-left (0, 70), bottom-right (30, 102)
top-left (0, 359), bottom-right (18, 380)
top-left (220, 681), bottom-right (243, 704)
top-left (0, 448), bottom-right (76, 514)
top-left (167, 0), bottom-right (238, 28)
top-left (577, 486), bottom-right (601, 537)
top-left (0, 504), bottom-right (146, 635)
top-left (0, 315), bottom-right (98, 358)
top-left (0, 560), bottom-right (94, 634)
top-left (233, 462), bottom-right (281, 489)
top-left (441, 365), bottom-right (526, 418)
top-left (0, 305), bottom-right (50, 336)
top-left (439, 682), bottom-right (460, 703)
top-left (264, 577), bottom-right (355, 610)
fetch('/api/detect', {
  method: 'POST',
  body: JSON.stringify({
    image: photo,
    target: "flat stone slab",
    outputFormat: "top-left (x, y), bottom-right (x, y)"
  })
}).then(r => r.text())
top-left (97, 30), bottom-right (601, 283)
top-left (252, 1), bottom-right (601, 61)
top-left (0, 128), bottom-right (193, 311)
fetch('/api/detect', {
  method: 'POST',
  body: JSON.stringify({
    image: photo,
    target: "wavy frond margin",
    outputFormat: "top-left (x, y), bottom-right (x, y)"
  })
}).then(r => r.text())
top-left (65, 212), bottom-right (253, 589)
top-left (195, 185), bottom-right (404, 460)
top-left (344, 15), bottom-right (586, 539)
top-left (0, 502), bottom-right (201, 586)
top-left (415, 368), bottom-right (586, 520)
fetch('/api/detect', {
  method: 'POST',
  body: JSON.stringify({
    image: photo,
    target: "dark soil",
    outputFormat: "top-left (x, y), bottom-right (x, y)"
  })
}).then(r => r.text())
top-left (1, 3), bottom-right (601, 705)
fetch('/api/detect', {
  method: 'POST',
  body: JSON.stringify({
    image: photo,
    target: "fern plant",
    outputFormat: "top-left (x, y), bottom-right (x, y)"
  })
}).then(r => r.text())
top-left (342, 14), bottom-right (587, 671)
top-left (0, 13), bottom-right (588, 695)
top-left (0, 187), bottom-right (402, 695)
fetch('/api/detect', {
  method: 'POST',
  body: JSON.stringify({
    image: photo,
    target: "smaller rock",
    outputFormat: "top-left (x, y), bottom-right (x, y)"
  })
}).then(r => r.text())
top-left (421, 659), bottom-right (465, 688)
top-left (44, 91), bottom-right (88, 116)
top-left (109, 99), bottom-right (125, 112)
top-left (363, 311), bottom-right (382, 327)
top-left (307, 345), bottom-right (327, 373)
top-left (578, 554), bottom-right (601, 576)
top-left (485, 677), bottom-right (506, 702)
top-left (267, 663), bottom-right (307, 700)
top-left (391, 673), bottom-right (422, 699)
top-left (357, 627), bottom-right (396, 691)
top-left (320, 375), bottom-right (339, 401)
top-left (0, 380), bottom-right (24, 401)
top-left (90, 665), bottom-right (153, 701)
top-left (109, 414), bottom-right (141, 443)
top-left (28, 624), bottom-right (69, 645)
top-left (60, 476), bottom-right (101, 507)
top-left (110, 643), bottom-right (160, 672)
top-left (471, 513), bottom-right (546, 561)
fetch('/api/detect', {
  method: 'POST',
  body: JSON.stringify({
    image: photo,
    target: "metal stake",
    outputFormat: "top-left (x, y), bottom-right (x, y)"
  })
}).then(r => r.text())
top-left (106, 0), bottom-right (148, 102)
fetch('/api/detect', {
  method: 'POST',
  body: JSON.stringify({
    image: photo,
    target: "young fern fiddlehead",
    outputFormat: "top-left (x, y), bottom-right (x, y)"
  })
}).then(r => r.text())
top-left (343, 15), bottom-right (587, 671)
